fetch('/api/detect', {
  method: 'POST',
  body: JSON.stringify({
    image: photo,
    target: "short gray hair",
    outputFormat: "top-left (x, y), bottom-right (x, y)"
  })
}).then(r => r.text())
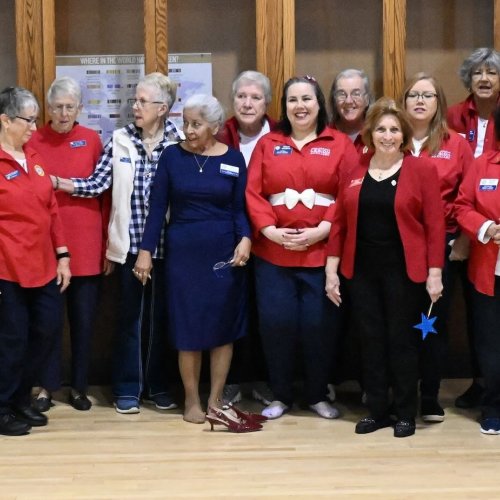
top-left (138, 72), bottom-right (177, 109)
top-left (459, 48), bottom-right (500, 89)
top-left (329, 68), bottom-right (373, 125)
top-left (183, 94), bottom-right (225, 129)
top-left (231, 70), bottom-right (272, 104)
top-left (0, 86), bottom-right (39, 121)
top-left (47, 76), bottom-right (82, 105)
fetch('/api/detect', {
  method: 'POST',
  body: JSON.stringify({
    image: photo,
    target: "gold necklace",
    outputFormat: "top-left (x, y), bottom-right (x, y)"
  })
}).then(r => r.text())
top-left (193, 153), bottom-right (210, 173)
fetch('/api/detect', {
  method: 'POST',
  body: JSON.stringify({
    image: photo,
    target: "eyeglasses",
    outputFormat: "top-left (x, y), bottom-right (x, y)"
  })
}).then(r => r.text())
top-left (127, 98), bottom-right (165, 108)
top-left (15, 115), bottom-right (38, 125)
top-left (334, 90), bottom-right (366, 102)
top-left (213, 258), bottom-right (234, 278)
top-left (50, 104), bottom-right (78, 114)
top-left (406, 92), bottom-right (437, 101)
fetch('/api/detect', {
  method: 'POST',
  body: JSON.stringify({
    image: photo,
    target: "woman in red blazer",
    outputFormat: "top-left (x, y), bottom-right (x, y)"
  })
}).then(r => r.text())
top-left (326, 97), bottom-right (445, 438)
top-left (455, 106), bottom-right (500, 435)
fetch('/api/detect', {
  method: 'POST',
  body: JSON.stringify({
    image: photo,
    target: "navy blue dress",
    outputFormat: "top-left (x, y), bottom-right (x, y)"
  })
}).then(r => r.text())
top-left (141, 143), bottom-right (251, 350)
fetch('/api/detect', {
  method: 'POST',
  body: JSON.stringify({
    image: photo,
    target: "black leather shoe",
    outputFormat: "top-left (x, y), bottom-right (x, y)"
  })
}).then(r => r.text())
top-left (355, 416), bottom-right (394, 434)
top-left (0, 413), bottom-right (31, 436)
top-left (33, 396), bottom-right (53, 413)
top-left (13, 406), bottom-right (48, 427)
top-left (69, 393), bottom-right (92, 411)
top-left (394, 418), bottom-right (416, 438)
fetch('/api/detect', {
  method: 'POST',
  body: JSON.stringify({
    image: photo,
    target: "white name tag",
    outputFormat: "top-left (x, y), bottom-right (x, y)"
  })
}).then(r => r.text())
top-left (220, 163), bottom-right (239, 177)
top-left (479, 178), bottom-right (498, 191)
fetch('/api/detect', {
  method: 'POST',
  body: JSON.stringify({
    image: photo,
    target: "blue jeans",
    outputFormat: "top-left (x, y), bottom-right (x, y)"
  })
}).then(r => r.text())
top-left (38, 275), bottom-right (101, 392)
top-left (112, 253), bottom-right (171, 402)
top-left (0, 278), bottom-right (63, 413)
top-left (253, 257), bottom-right (339, 406)
top-left (471, 277), bottom-right (500, 418)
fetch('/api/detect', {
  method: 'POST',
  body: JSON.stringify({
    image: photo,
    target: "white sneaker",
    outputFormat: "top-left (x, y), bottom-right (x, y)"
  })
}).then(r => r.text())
top-left (262, 400), bottom-right (289, 419)
top-left (309, 401), bottom-right (340, 419)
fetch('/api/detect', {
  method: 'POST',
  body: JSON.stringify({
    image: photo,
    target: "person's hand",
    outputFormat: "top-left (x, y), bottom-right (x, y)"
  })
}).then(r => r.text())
top-left (325, 270), bottom-right (342, 306)
top-left (262, 223), bottom-right (330, 252)
top-left (426, 269), bottom-right (443, 303)
top-left (56, 257), bottom-right (71, 292)
top-left (449, 233), bottom-right (470, 261)
top-left (231, 237), bottom-right (251, 267)
top-left (133, 250), bottom-right (153, 286)
top-left (103, 258), bottom-right (115, 276)
top-left (486, 222), bottom-right (500, 245)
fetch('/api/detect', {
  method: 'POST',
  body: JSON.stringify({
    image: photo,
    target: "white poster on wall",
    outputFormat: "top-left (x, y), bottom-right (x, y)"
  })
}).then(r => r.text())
top-left (56, 53), bottom-right (212, 144)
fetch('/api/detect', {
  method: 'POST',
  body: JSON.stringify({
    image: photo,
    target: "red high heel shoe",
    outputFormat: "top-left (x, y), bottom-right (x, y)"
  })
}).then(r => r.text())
top-left (206, 406), bottom-right (262, 433)
top-left (223, 402), bottom-right (268, 424)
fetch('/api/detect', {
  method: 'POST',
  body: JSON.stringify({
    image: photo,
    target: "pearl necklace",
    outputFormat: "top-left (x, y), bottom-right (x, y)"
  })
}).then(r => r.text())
top-left (193, 153), bottom-right (210, 173)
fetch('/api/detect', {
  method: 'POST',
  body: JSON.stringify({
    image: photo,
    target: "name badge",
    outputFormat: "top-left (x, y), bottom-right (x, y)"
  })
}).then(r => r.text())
top-left (4, 170), bottom-right (20, 180)
top-left (479, 178), bottom-right (498, 191)
top-left (70, 140), bottom-right (87, 148)
top-left (220, 163), bottom-right (239, 177)
top-left (119, 157), bottom-right (132, 163)
top-left (274, 145), bottom-right (292, 156)
top-left (468, 129), bottom-right (475, 142)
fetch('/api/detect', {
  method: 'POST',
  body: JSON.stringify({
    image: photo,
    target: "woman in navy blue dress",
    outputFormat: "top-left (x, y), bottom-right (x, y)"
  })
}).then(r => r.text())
top-left (135, 94), bottom-right (252, 425)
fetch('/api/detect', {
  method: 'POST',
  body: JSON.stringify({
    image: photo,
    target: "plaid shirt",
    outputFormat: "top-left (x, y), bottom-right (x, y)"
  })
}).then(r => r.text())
top-left (72, 120), bottom-right (183, 258)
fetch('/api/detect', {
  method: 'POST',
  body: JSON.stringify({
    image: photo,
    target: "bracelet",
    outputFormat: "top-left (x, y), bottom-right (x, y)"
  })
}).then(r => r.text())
top-left (56, 251), bottom-right (71, 259)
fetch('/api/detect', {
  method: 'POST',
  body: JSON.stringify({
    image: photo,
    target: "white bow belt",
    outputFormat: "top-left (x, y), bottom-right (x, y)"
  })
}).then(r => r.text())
top-left (268, 188), bottom-right (335, 210)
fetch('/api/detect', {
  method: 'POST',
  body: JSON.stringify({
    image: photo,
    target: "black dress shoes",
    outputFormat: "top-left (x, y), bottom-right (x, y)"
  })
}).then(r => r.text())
top-left (13, 405), bottom-right (48, 427)
top-left (33, 396), bottom-right (53, 413)
top-left (355, 416), bottom-right (394, 434)
top-left (69, 393), bottom-right (92, 411)
top-left (394, 418), bottom-right (416, 438)
top-left (0, 413), bottom-right (31, 436)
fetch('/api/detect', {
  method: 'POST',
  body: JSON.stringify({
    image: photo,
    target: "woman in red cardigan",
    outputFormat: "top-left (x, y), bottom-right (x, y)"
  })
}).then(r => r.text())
top-left (455, 106), bottom-right (500, 435)
top-left (325, 97), bottom-right (445, 437)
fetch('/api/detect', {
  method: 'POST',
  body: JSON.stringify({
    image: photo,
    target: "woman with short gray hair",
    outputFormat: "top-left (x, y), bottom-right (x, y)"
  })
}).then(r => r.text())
top-left (135, 94), bottom-right (256, 431)
top-left (448, 47), bottom-right (500, 158)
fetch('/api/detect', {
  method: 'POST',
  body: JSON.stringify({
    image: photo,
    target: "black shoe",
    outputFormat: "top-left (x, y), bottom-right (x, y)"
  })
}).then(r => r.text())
top-left (0, 413), bottom-right (31, 436)
top-left (69, 393), bottom-right (92, 411)
top-left (33, 396), bottom-right (53, 413)
top-left (421, 398), bottom-right (445, 423)
top-left (455, 382), bottom-right (484, 409)
top-left (394, 418), bottom-right (416, 438)
top-left (13, 405), bottom-right (48, 427)
top-left (355, 416), bottom-right (394, 434)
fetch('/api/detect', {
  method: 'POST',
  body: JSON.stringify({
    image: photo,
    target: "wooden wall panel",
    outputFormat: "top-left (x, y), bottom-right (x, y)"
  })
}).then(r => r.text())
top-left (15, 0), bottom-right (55, 121)
top-left (383, 0), bottom-right (406, 99)
top-left (256, 0), bottom-right (295, 119)
top-left (144, 0), bottom-right (168, 74)
top-left (495, 0), bottom-right (500, 50)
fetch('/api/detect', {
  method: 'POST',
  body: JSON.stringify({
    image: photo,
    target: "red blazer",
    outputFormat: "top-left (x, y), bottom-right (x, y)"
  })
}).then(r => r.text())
top-left (447, 94), bottom-right (498, 156)
top-left (455, 150), bottom-right (500, 296)
top-left (217, 115), bottom-right (278, 151)
top-left (330, 123), bottom-right (366, 156)
top-left (327, 153), bottom-right (445, 283)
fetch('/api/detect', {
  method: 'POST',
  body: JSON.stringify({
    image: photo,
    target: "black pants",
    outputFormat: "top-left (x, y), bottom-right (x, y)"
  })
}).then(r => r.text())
top-left (471, 278), bottom-right (500, 418)
top-left (347, 244), bottom-right (426, 420)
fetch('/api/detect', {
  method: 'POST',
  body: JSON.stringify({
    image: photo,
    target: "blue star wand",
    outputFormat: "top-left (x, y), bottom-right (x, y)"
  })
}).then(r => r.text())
top-left (414, 301), bottom-right (438, 340)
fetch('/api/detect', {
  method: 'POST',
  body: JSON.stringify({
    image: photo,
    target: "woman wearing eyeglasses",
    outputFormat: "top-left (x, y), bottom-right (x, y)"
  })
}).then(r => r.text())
top-left (0, 86), bottom-right (71, 435)
top-left (27, 77), bottom-right (105, 413)
top-left (401, 73), bottom-right (473, 424)
top-left (246, 76), bottom-right (358, 420)
top-left (52, 73), bottom-right (183, 414)
top-left (447, 48), bottom-right (500, 409)
top-left (448, 48), bottom-right (500, 158)
top-left (329, 68), bottom-right (373, 155)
